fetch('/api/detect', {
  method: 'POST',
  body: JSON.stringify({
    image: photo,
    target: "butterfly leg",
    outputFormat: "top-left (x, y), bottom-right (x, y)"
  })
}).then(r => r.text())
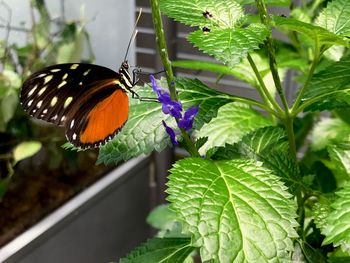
top-left (130, 89), bottom-right (159, 102)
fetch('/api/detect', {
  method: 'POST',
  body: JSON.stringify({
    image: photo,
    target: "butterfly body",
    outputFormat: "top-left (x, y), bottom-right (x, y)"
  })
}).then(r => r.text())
top-left (20, 61), bottom-right (134, 149)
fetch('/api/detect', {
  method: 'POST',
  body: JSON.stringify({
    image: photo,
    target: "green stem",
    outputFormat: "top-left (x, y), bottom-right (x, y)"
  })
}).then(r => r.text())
top-left (255, 0), bottom-right (289, 113)
top-left (149, 0), bottom-right (176, 100)
top-left (150, 0), bottom-right (200, 157)
top-left (247, 54), bottom-right (284, 115)
top-left (291, 52), bottom-right (320, 115)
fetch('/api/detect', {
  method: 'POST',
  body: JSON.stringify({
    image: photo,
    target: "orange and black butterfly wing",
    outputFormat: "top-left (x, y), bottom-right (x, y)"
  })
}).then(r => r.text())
top-left (20, 63), bottom-right (120, 126)
top-left (20, 63), bottom-right (129, 148)
top-left (65, 82), bottom-right (129, 148)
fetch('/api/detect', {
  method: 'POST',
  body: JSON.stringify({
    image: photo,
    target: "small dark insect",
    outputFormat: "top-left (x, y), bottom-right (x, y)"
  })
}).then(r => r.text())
top-left (202, 27), bottom-right (211, 34)
top-left (202, 11), bottom-right (213, 19)
top-left (280, 14), bottom-right (287, 18)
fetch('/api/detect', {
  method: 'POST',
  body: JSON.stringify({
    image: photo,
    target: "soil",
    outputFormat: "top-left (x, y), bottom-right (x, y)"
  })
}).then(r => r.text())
top-left (0, 145), bottom-right (113, 247)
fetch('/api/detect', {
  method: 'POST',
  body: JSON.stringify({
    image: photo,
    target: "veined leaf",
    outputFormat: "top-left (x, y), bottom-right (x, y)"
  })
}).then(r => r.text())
top-left (316, 0), bottom-right (350, 37)
top-left (301, 55), bottom-right (350, 112)
top-left (168, 158), bottom-right (298, 262)
top-left (212, 127), bottom-right (301, 193)
top-left (197, 102), bottom-right (273, 154)
top-left (236, 0), bottom-right (290, 6)
top-left (188, 24), bottom-right (269, 68)
top-left (97, 77), bottom-right (232, 164)
top-left (160, 0), bottom-right (244, 29)
top-left (273, 16), bottom-right (349, 49)
top-left (328, 143), bottom-right (350, 186)
top-left (310, 118), bottom-right (350, 151)
top-left (321, 183), bottom-right (350, 253)
top-left (119, 237), bottom-right (194, 263)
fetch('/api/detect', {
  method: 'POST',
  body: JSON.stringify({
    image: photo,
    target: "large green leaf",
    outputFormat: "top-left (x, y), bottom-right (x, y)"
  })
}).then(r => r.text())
top-left (160, 0), bottom-right (244, 29)
top-left (273, 16), bottom-right (349, 49)
top-left (310, 118), bottom-right (350, 151)
top-left (301, 56), bottom-right (350, 112)
top-left (321, 183), bottom-right (350, 253)
top-left (316, 0), bottom-right (350, 37)
top-left (212, 127), bottom-right (301, 193)
top-left (188, 24), bottom-right (269, 68)
top-left (236, 0), bottom-right (290, 6)
top-left (119, 237), bottom-right (194, 263)
top-left (97, 78), bottom-right (232, 164)
top-left (197, 102), bottom-right (273, 154)
top-left (168, 158), bottom-right (298, 262)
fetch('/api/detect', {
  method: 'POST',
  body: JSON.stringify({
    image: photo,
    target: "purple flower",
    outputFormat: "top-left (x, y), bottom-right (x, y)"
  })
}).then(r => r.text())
top-left (150, 75), bottom-right (182, 118)
top-left (162, 120), bottom-right (178, 145)
top-left (178, 106), bottom-right (199, 131)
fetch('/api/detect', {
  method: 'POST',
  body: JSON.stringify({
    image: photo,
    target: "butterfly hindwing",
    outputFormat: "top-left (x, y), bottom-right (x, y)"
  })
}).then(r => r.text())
top-left (20, 63), bottom-right (120, 126)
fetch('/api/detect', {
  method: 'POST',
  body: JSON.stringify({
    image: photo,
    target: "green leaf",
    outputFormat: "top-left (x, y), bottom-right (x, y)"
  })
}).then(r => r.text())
top-left (13, 141), bottom-right (42, 164)
top-left (321, 183), bottom-right (350, 253)
top-left (119, 237), bottom-right (194, 263)
top-left (328, 248), bottom-right (350, 263)
top-left (273, 16), bottom-right (349, 48)
top-left (316, 0), bottom-right (350, 37)
top-left (147, 204), bottom-right (177, 231)
top-left (236, 0), bottom-right (290, 6)
top-left (212, 127), bottom-right (301, 193)
top-left (188, 24), bottom-right (269, 68)
top-left (168, 158), bottom-right (298, 262)
top-left (310, 118), bottom-right (350, 151)
top-left (97, 77), bottom-right (232, 164)
top-left (197, 102), bottom-right (273, 154)
top-left (160, 0), bottom-right (244, 29)
top-left (301, 56), bottom-right (350, 112)
top-left (57, 26), bottom-right (85, 63)
top-left (328, 143), bottom-right (350, 186)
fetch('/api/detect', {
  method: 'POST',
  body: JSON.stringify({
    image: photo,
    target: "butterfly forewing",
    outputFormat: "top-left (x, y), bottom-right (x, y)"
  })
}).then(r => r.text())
top-left (21, 63), bottom-right (120, 126)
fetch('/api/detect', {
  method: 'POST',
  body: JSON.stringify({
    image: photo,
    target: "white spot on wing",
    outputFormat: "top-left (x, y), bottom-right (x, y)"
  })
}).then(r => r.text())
top-left (63, 73), bottom-right (68, 80)
top-left (70, 64), bottom-right (79, 70)
top-left (38, 87), bottom-right (47, 96)
top-left (28, 99), bottom-right (33, 107)
top-left (52, 114), bottom-right (58, 120)
top-left (58, 81), bottom-right (67, 89)
top-left (38, 73), bottom-right (46, 78)
top-left (44, 75), bottom-right (53, 84)
top-left (50, 68), bottom-right (61, 72)
top-left (83, 69), bottom-right (91, 76)
top-left (50, 96), bottom-right (58, 106)
top-left (79, 82), bottom-right (83, 86)
top-left (36, 100), bottom-right (43, 108)
top-left (28, 85), bottom-right (38, 97)
top-left (72, 133), bottom-right (77, 140)
top-left (61, 116), bottom-right (66, 122)
top-left (70, 119), bottom-right (75, 128)
top-left (43, 109), bottom-right (48, 114)
top-left (64, 96), bottom-right (73, 108)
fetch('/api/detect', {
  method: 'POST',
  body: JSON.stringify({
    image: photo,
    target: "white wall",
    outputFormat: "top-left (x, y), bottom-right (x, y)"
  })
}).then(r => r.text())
top-left (0, 0), bottom-right (135, 71)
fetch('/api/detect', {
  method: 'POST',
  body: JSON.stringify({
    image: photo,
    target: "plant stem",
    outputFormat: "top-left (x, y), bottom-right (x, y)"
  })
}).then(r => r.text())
top-left (255, 0), bottom-right (289, 113)
top-left (149, 0), bottom-right (176, 100)
top-left (291, 52), bottom-right (320, 115)
top-left (150, 0), bottom-right (200, 157)
top-left (247, 54), bottom-right (284, 115)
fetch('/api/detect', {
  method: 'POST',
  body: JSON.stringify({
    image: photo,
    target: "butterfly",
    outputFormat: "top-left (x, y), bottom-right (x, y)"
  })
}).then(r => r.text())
top-left (20, 61), bottom-right (141, 149)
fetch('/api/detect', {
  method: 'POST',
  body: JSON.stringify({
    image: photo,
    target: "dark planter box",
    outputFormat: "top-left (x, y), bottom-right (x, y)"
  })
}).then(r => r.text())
top-left (0, 156), bottom-right (151, 263)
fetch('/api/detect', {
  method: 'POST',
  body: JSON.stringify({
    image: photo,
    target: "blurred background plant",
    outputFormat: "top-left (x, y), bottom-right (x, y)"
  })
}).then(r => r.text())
top-left (0, 0), bottom-right (94, 198)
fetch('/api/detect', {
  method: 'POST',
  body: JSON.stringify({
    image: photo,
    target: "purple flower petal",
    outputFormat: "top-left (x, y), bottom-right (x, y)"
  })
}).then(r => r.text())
top-left (150, 75), bottom-right (183, 119)
top-left (162, 120), bottom-right (178, 145)
top-left (178, 105), bottom-right (199, 131)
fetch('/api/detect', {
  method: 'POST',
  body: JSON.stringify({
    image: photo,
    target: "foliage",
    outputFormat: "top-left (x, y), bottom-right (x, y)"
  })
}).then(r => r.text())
top-left (0, 0), bottom-right (93, 198)
top-left (110, 0), bottom-right (350, 261)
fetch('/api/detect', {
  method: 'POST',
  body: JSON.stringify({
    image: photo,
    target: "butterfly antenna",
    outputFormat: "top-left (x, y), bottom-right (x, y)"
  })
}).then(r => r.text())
top-left (124, 8), bottom-right (142, 62)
